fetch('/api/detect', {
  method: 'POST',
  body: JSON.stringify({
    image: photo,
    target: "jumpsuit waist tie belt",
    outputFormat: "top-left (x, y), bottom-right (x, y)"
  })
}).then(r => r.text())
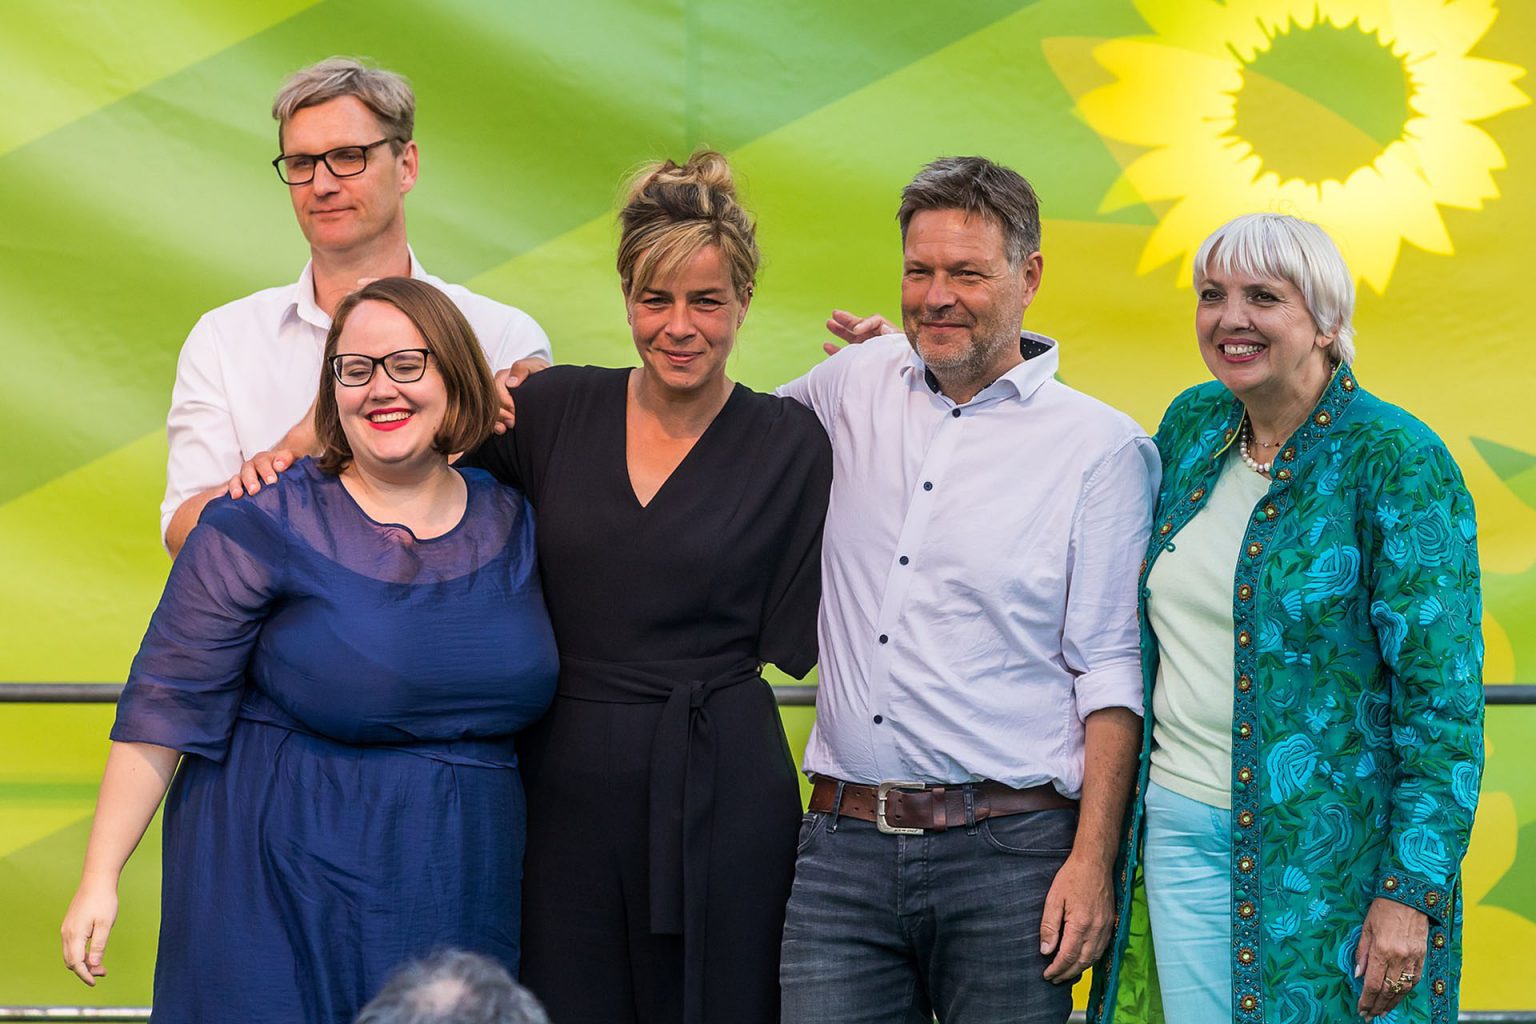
top-left (558, 651), bottom-right (765, 1024)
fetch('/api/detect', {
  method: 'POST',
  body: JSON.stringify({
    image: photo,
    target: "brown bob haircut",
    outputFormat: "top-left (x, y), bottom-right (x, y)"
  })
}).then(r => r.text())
top-left (314, 277), bottom-right (498, 475)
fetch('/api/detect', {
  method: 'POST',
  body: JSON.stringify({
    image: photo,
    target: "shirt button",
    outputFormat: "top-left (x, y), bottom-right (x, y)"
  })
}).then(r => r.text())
top-left (951, 408), bottom-right (961, 418)
top-left (899, 555), bottom-right (910, 565)
top-left (923, 481), bottom-right (933, 491)
top-left (873, 715), bottom-right (884, 724)
top-left (878, 634), bottom-right (889, 644)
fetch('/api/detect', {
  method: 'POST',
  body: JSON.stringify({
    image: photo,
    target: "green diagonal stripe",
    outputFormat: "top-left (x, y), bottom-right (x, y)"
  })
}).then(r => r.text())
top-left (1, 0), bottom-right (1038, 507)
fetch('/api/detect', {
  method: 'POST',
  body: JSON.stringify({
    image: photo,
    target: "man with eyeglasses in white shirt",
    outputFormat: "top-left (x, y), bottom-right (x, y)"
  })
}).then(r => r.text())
top-left (778, 156), bottom-right (1158, 1024)
top-left (160, 57), bottom-right (551, 554)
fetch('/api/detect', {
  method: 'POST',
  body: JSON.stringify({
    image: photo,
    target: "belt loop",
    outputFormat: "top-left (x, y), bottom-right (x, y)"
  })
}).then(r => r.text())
top-left (964, 783), bottom-right (978, 835)
top-left (828, 780), bottom-right (846, 834)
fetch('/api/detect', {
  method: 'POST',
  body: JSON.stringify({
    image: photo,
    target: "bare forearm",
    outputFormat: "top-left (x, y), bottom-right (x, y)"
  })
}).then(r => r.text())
top-left (1038, 705), bottom-right (1142, 979)
top-left (1074, 707), bottom-right (1142, 869)
top-left (165, 486), bottom-right (226, 557)
top-left (80, 742), bottom-right (180, 883)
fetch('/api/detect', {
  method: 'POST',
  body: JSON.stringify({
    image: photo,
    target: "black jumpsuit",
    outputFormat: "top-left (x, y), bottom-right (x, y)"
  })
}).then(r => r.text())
top-left (461, 365), bottom-right (832, 1024)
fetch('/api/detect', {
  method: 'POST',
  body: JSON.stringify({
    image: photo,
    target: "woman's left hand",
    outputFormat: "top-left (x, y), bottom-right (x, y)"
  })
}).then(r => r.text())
top-left (61, 875), bottom-right (117, 985)
top-left (1355, 897), bottom-right (1429, 1019)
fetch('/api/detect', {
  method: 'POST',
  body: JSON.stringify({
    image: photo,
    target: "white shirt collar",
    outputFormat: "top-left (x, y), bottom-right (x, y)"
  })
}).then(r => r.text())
top-left (286, 245), bottom-right (427, 330)
top-left (900, 329), bottom-right (1061, 405)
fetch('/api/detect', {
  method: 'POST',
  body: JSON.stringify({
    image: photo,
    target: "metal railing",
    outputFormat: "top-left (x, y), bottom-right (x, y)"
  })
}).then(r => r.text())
top-left (1, 683), bottom-right (1533, 705)
top-left (4, 1009), bottom-right (1535, 1022)
top-left (3, 681), bottom-right (1532, 1023)
top-left (0, 1013), bottom-right (153, 1022)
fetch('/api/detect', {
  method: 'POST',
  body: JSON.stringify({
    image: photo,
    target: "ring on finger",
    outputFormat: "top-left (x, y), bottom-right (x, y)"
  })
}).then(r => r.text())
top-left (1387, 978), bottom-right (1404, 994)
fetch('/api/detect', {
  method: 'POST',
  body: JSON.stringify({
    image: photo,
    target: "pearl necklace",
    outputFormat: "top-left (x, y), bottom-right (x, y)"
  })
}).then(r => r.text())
top-left (1239, 423), bottom-right (1273, 476)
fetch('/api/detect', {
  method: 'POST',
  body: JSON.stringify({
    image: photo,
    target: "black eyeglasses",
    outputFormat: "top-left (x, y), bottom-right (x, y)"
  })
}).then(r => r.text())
top-left (330, 349), bottom-right (432, 387)
top-left (272, 138), bottom-right (395, 185)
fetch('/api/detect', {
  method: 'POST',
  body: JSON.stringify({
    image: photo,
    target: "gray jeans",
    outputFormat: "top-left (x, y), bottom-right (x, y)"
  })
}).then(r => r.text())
top-left (780, 796), bottom-right (1079, 1024)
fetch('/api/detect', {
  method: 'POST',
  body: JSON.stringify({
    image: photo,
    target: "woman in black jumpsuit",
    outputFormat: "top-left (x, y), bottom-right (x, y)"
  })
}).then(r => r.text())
top-left (461, 151), bottom-right (831, 1024)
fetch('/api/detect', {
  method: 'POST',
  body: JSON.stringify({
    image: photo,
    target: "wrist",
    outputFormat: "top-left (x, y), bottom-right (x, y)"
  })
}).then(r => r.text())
top-left (1374, 869), bottom-right (1449, 925)
top-left (1067, 840), bottom-right (1116, 875)
top-left (77, 872), bottom-right (120, 890)
top-left (78, 863), bottom-right (122, 888)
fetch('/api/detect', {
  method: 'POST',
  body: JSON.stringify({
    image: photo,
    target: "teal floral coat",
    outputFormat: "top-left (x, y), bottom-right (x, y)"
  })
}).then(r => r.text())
top-left (1091, 366), bottom-right (1484, 1024)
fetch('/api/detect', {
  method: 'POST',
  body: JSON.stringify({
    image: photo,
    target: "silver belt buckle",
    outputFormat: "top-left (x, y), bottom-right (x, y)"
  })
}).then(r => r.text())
top-left (875, 781), bottom-right (928, 835)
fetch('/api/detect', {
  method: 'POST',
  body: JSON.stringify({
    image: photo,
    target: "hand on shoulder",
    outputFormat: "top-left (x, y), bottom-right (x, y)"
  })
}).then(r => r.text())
top-left (490, 357), bottom-right (552, 435)
top-left (823, 309), bottom-right (899, 356)
top-left (227, 449), bottom-right (300, 500)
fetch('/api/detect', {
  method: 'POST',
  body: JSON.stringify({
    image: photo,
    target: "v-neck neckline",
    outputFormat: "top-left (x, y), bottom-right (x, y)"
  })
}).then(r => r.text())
top-left (619, 371), bottom-right (740, 511)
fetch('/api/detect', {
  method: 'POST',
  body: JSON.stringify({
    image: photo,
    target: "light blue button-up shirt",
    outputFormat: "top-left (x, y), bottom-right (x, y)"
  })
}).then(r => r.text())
top-left (779, 332), bottom-right (1157, 796)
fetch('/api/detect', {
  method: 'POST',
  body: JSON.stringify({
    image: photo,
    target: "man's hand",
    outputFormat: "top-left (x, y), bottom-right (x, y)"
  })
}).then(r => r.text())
top-left (823, 310), bottom-right (899, 356)
top-left (1039, 850), bottom-right (1116, 983)
top-left (216, 407), bottom-right (318, 499)
top-left (1355, 898), bottom-right (1429, 1019)
top-left (1040, 706), bottom-right (1140, 984)
top-left (492, 357), bottom-right (551, 434)
top-left (227, 449), bottom-right (298, 498)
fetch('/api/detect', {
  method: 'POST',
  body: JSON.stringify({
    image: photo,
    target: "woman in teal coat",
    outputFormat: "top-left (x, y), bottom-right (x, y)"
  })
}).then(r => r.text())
top-left (1092, 214), bottom-right (1483, 1023)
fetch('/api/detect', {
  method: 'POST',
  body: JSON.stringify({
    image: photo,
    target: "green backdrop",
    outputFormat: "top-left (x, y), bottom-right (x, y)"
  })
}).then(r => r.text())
top-left (2, 0), bottom-right (1531, 1010)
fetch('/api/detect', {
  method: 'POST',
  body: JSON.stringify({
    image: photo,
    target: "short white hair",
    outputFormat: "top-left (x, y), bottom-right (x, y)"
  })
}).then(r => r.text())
top-left (1193, 213), bottom-right (1357, 365)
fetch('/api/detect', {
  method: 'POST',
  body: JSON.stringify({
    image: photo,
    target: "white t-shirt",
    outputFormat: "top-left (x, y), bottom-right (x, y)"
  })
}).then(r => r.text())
top-left (160, 250), bottom-right (551, 543)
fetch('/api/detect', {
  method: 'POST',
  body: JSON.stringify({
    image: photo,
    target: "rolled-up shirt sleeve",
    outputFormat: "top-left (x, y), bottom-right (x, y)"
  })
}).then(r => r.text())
top-left (1063, 433), bottom-right (1160, 719)
top-left (161, 315), bottom-right (240, 544)
top-left (483, 306), bottom-right (553, 369)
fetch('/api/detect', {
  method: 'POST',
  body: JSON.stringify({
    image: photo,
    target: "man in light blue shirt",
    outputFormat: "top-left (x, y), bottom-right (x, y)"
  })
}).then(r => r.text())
top-left (778, 156), bottom-right (1157, 1024)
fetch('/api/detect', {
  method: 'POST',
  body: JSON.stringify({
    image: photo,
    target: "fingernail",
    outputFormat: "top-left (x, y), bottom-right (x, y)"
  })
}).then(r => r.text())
top-left (265, 476), bottom-right (276, 484)
top-left (1355, 963), bottom-right (1363, 978)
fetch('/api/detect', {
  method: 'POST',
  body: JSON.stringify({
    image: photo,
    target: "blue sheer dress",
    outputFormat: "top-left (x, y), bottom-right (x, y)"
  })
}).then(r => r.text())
top-left (110, 459), bottom-right (558, 1024)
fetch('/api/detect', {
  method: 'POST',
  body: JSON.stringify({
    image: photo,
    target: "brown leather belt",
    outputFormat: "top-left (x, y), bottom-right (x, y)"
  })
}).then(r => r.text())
top-left (808, 777), bottom-right (1076, 835)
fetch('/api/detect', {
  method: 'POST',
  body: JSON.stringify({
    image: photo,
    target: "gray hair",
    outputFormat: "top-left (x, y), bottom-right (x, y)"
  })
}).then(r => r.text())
top-left (272, 56), bottom-right (414, 150)
top-left (355, 950), bottom-right (551, 1024)
top-left (897, 156), bottom-right (1041, 268)
top-left (1193, 213), bottom-right (1357, 365)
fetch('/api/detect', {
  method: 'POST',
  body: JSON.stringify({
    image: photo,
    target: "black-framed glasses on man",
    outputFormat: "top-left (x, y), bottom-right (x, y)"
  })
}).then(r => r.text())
top-left (330, 349), bottom-right (432, 387)
top-left (272, 138), bottom-right (396, 186)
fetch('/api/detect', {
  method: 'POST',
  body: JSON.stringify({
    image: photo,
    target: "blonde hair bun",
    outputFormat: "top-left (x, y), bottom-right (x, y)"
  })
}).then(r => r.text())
top-left (617, 149), bottom-right (758, 300)
top-left (625, 150), bottom-right (737, 205)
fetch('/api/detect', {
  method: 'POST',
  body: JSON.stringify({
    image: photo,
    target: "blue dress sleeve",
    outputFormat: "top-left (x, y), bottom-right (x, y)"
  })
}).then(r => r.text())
top-left (111, 497), bottom-right (285, 760)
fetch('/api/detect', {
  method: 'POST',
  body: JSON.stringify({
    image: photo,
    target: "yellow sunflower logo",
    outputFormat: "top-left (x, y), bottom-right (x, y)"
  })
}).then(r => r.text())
top-left (1075, 0), bottom-right (1528, 292)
